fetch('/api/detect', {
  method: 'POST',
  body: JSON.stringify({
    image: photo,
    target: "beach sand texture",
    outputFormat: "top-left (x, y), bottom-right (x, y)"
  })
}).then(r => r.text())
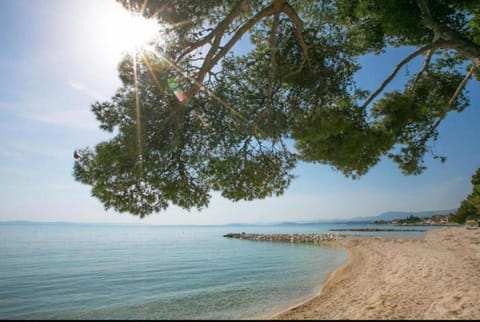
top-left (273, 227), bottom-right (480, 320)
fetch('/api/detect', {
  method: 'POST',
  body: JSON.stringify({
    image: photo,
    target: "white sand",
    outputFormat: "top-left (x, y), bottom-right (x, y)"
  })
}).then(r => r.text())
top-left (272, 227), bottom-right (480, 320)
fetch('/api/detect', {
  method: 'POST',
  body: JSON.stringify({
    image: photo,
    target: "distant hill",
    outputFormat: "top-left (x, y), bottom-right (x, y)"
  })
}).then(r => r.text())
top-left (234, 209), bottom-right (458, 225)
top-left (344, 209), bottom-right (457, 223)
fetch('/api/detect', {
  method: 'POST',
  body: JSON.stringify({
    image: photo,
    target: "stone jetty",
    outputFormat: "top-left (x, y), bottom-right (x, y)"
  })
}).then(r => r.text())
top-left (223, 232), bottom-right (345, 244)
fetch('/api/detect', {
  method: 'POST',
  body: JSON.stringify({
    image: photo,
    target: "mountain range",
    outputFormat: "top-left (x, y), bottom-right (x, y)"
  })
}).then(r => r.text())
top-left (342, 209), bottom-right (456, 223)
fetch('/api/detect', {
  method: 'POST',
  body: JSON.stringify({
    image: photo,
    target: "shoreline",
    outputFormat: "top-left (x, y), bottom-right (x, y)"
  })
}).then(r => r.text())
top-left (271, 227), bottom-right (480, 320)
top-left (270, 244), bottom-right (354, 319)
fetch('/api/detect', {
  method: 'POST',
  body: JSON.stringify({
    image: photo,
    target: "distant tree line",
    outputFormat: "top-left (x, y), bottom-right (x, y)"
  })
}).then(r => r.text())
top-left (398, 215), bottom-right (423, 224)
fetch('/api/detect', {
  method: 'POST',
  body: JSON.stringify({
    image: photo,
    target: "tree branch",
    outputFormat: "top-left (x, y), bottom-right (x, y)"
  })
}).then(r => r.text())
top-left (417, 0), bottom-right (480, 68)
top-left (268, 12), bottom-right (280, 109)
top-left (277, 3), bottom-right (313, 82)
top-left (415, 65), bottom-right (475, 149)
top-left (182, 3), bottom-right (277, 102)
top-left (360, 43), bottom-right (439, 110)
top-left (176, 0), bottom-right (251, 63)
top-left (282, 3), bottom-right (310, 63)
top-left (447, 65), bottom-right (475, 108)
top-left (410, 49), bottom-right (434, 90)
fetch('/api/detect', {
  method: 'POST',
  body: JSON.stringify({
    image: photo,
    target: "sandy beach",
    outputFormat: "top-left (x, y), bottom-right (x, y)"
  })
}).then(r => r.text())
top-left (272, 227), bottom-right (480, 320)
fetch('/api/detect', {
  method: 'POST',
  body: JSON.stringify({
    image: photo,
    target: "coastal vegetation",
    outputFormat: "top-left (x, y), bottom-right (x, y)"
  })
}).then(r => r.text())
top-left (450, 167), bottom-right (480, 224)
top-left (73, 0), bottom-right (480, 216)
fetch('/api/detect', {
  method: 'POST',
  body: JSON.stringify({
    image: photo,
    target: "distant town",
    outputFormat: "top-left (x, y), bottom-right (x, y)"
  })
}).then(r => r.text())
top-left (374, 213), bottom-right (456, 226)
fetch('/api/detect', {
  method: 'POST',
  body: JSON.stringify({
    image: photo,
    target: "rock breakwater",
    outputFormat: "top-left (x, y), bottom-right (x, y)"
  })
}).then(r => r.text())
top-left (223, 232), bottom-right (345, 243)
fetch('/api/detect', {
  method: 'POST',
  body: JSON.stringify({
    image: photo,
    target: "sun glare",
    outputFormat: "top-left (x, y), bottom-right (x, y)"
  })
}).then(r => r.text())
top-left (89, 1), bottom-right (161, 60)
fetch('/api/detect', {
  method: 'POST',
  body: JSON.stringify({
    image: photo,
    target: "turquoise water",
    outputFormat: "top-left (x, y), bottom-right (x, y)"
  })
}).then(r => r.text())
top-left (0, 222), bottom-right (432, 319)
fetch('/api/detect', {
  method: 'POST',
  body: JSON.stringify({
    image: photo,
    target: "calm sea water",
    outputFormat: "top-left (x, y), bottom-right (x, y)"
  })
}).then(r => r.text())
top-left (0, 222), bottom-right (433, 320)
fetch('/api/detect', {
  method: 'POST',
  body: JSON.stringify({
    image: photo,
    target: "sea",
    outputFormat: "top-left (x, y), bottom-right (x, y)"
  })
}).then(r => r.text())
top-left (0, 222), bottom-right (438, 320)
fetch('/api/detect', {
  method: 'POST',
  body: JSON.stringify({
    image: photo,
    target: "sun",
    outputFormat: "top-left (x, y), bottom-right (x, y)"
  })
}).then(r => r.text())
top-left (89, 1), bottom-right (161, 59)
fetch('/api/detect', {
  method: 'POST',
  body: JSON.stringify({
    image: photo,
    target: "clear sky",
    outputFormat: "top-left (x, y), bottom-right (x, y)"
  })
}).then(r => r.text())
top-left (1, 0), bottom-right (479, 225)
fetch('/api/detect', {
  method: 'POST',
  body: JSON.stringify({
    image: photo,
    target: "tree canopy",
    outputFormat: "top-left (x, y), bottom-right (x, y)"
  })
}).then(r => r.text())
top-left (73, 0), bottom-right (479, 217)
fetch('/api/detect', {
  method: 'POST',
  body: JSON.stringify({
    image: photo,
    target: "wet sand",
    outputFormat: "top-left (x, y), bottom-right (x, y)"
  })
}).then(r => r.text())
top-left (272, 227), bottom-right (480, 320)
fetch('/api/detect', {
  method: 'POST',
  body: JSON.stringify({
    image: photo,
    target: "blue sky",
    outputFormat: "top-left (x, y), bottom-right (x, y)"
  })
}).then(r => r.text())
top-left (0, 0), bottom-right (479, 225)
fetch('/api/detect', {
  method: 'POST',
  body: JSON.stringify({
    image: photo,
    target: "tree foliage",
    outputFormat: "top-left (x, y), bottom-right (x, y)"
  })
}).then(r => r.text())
top-left (397, 215), bottom-right (422, 225)
top-left (451, 168), bottom-right (480, 224)
top-left (74, 0), bottom-right (479, 216)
